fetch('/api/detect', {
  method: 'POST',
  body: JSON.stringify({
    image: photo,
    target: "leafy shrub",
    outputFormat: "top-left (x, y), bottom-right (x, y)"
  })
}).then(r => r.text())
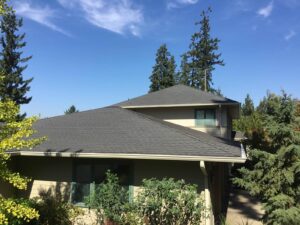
top-left (85, 170), bottom-right (129, 225)
top-left (87, 171), bottom-right (206, 225)
top-left (28, 188), bottom-right (83, 225)
top-left (136, 178), bottom-right (205, 225)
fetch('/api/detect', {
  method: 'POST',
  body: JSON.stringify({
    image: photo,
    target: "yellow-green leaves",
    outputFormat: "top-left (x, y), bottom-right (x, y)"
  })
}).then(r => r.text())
top-left (0, 197), bottom-right (39, 224)
top-left (0, 100), bottom-right (45, 224)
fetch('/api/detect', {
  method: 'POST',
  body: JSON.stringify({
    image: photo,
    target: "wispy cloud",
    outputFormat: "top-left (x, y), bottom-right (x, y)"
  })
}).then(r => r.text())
top-left (285, 30), bottom-right (296, 41)
top-left (257, 1), bottom-right (274, 18)
top-left (58, 0), bottom-right (143, 36)
top-left (167, 0), bottom-right (198, 10)
top-left (14, 1), bottom-right (70, 36)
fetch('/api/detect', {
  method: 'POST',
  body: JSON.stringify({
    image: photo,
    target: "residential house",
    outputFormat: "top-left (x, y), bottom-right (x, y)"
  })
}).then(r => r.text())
top-left (1, 85), bottom-right (246, 225)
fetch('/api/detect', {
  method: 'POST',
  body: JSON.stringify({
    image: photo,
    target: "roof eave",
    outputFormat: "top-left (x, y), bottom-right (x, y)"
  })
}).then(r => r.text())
top-left (121, 102), bottom-right (240, 109)
top-left (9, 151), bottom-right (246, 163)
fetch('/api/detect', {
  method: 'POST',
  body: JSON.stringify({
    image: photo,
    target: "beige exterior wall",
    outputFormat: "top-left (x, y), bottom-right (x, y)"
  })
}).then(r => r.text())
top-left (134, 106), bottom-right (233, 139)
top-left (0, 156), bottom-right (206, 200)
top-left (14, 156), bottom-right (73, 199)
top-left (133, 159), bottom-right (205, 190)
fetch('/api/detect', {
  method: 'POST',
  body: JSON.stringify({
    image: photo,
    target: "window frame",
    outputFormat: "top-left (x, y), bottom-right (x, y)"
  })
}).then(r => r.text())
top-left (194, 108), bottom-right (217, 128)
top-left (70, 159), bottom-right (134, 207)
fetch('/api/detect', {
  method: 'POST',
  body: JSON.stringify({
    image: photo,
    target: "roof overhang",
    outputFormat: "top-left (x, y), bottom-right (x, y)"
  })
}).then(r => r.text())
top-left (121, 103), bottom-right (240, 109)
top-left (9, 151), bottom-right (246, 163)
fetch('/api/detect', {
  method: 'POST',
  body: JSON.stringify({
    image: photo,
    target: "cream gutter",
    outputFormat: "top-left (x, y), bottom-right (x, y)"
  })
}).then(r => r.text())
top-left (10, 151), bottom-right (246, 163)
top-left (121, 102), bottom-right (239, 109)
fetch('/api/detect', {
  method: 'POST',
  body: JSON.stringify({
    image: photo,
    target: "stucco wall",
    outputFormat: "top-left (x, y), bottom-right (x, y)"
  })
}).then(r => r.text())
top-left (133, 106), bottom-right (233, 139)
top-left (133, 159), bottom-right (205, 191)
top-left (0, 157), bottom-right (206, 199)
top-left (14, 156), bottom-right (73, 198)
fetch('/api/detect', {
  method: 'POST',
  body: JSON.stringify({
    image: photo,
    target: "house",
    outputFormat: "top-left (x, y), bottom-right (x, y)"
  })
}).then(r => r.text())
top-left (2, 84), bottom-right (246, 225)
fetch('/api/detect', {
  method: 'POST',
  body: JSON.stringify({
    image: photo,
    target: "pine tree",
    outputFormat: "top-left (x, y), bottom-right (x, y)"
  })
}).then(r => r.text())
top-left (233, 92), bottom-right (300, 225)
top-left (64, 105), bottom-right (79, 115)
top-left (187, 8), bottom-right (224, 91)
top-left (0, 9), bottom-right (32, 106)
top-left (241, 94), bottom-right (255, 116)
top-left (149, 44), bottom-right (176, 92)
top-left (175, 53), bottom-right (190, 85)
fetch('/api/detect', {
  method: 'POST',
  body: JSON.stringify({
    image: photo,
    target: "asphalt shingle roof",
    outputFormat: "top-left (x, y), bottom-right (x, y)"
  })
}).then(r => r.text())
top-left (116, 84), bottom-right (239, 108)
top-left (29, 107), bottom-right (241, 158)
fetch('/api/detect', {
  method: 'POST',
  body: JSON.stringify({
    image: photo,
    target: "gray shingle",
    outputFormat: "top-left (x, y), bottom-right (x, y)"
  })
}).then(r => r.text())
top-left (27, 107), bottom-right (241, 158)
top-left (115, 84), bottom-right (239, 108)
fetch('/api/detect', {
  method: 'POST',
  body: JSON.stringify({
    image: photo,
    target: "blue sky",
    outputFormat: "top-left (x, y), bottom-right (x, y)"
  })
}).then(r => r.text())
top-left (10, 0), bottom-right (300, 117)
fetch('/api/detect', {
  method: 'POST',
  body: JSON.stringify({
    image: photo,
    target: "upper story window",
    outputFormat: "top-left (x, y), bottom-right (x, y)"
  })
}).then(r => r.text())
top-left (195, 109), bottom-right (216, 127)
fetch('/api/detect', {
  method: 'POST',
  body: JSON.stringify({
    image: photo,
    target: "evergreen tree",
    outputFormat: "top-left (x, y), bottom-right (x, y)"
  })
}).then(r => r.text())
top-left (64, 105), bottom-right (79, 115)
top-left (187, 8), bottom-right (224, 91)
top-left (241, 94), bottom-right (255, 116)
top-left (175, 53), bottom-right (190, 85)
top-left (149, 44), bottom-right (176, 92)
top-left (0, 9), bottom-right (32, 106)
top-left (233, 92), bottom-right (300, 225)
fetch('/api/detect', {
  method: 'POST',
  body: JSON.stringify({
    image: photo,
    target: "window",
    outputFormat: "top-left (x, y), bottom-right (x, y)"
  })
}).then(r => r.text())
top-left (195, 109), bottom-right (216, 127)
top-left (71, 160), bottom-right (132, 206)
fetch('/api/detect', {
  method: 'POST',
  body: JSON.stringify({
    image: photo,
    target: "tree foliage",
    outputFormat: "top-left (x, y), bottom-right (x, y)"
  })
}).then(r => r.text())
top-left (149, 44), bottom-right (176, 92)
top-left (64, 105), bottom-right (79, 115)
top-left (0, 100), bottom-right (45, 225)
top-left (184, 8), bottom-right (224, 92)
top-left (233, 91), bottom-right (300, 225)
top-left (175, 53), bottom-right (190, 85)
top-left (0, 8), bottom-right (32, 109)
top-left (241, 94), bottom-right (254, 116)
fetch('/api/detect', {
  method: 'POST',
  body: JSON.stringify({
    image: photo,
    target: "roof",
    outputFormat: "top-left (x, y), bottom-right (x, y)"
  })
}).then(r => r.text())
top-left (116, 84), bottom-right (239, 108)
top-left (14, 106), bottom-right (244, 162)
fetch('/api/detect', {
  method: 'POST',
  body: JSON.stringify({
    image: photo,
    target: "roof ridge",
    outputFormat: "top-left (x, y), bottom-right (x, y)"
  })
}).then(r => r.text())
top-left (115, 84), bottom-right (239, 107)
top-left (119, 107), bottom-right (238, 154)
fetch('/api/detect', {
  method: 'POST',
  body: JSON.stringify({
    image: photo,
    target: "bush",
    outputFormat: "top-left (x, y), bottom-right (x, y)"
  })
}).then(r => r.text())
top-left (85, 170), bottom-right (129, 225)
top-left (28, 188), bottom-right (83, 225)
top-left (136, 178), bottom-right (205, 225)
top-left (87, 171), bottom-right (206, 225)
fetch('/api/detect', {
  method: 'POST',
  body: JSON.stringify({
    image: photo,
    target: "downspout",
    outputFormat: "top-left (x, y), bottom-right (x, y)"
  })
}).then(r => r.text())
top-left (219, 104), bottom-right (222, 137)
top-left (200, 161), bottom-right (213, 225)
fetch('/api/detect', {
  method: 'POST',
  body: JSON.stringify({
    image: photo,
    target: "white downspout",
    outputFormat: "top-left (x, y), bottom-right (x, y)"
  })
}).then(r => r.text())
top-left (200, 161), bottom-right (213, 225)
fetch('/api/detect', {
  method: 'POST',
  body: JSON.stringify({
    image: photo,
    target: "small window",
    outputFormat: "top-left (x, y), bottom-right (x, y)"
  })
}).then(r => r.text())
top-left (195, 109), bottom-right (216, 127)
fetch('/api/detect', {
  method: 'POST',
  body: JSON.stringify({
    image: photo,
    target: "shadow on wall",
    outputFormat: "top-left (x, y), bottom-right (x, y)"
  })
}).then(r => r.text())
top-left (26, 182), bottom-right (89, 225)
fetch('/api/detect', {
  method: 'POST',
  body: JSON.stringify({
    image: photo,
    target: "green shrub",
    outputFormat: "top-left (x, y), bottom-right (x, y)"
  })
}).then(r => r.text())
top-left (28, 188), bottom-right (83, 225)
top-left (87, 171), bottom-right (206, 225)
top-left (136, 178), bottom-right (205, 225)
top-left (85, 170), bottom-right (129, 225)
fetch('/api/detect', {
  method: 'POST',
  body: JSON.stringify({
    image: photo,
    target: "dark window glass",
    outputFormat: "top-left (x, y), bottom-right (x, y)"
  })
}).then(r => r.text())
top-left (71, 161), bottom-right (132, 206)
top-left (195, 109), bottom-right (216, 127)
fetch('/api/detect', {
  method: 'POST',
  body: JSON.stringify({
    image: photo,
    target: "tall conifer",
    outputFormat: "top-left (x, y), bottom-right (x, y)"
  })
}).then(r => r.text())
top-left (242, 94), bottom-right (255, 116)
top-left (149, 44), bottom-right (176, 92)
top-left (187, 8), bottom-right (224, 91)
top-left (176, 53), bottom-right (190, 85)
top-left (0, 9), bottom-right (32, 107)
top-left (234, 92), bottom-right (300, 225)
